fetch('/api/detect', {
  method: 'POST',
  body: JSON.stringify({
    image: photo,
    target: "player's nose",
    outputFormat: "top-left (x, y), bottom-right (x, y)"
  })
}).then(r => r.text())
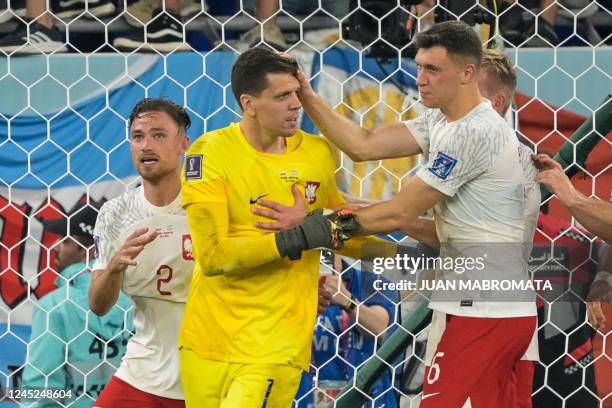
top-left (289, 93), bottom-right (301, 110)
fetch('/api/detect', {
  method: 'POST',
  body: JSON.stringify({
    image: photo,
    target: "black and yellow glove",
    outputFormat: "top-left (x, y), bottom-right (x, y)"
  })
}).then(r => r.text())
top-left (275, 209), bottom-right (357, 260)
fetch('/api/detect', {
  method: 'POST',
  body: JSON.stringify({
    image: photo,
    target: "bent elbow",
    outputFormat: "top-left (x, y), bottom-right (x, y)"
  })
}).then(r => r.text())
top-left (348, 129), bottom-right (380, 162)
top-left (89, 302), bottom-right (109, 317)
top-left (342, 147), bottom-right (369, 162)
top-left (200, 260), bottom-right (243, 277)
top-left (202, 265), bottom-right (223, 277)
top-left (197, 253), bottom-right (229, 277)
top-left (196, 240), bottom-right (244, 276)
top-left (88, 292), bottom-right (110, 317)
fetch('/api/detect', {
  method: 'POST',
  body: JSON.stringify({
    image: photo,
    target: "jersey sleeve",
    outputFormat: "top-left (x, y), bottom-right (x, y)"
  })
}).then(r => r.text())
top-left (416, 122), bottom-right (493, 197)
top-left (403, 109), bottom-right (438, 155)
top-left (92, 202), bottom-right (117, 271)
top-left (182, 140), bottom-right (228, 207)
top-left (186, 202), bottom-right (281, 276)
top-left (182, 139), bottom-right (282, 275)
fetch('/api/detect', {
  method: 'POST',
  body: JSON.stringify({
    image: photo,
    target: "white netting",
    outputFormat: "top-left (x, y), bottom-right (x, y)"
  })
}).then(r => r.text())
top-left (0, 0), bottom-right (610, 407)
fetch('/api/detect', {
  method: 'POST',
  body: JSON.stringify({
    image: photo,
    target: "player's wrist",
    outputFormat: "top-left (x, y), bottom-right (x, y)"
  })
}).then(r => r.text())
top-left (274, 209), bottom-right (357, 261)
top-left (563, 188), bottom-right (583, 209)
top-left (300, 86), bottom-right (316, 99)
top-left (339, 294), bottom-right (356, 313)
top-left (107, 256), bottom-right (127, 275)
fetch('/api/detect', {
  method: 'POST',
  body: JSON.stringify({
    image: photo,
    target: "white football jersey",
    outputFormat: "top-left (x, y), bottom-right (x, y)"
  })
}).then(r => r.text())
top-left (404, 101), bottom-right (537, 318)
top-left (92, 186), bottom-right (193, 399)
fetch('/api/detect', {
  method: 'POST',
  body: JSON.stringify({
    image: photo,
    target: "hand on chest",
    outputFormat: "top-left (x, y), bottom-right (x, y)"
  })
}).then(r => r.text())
top-left (228, 162), bottom-right (327, 225)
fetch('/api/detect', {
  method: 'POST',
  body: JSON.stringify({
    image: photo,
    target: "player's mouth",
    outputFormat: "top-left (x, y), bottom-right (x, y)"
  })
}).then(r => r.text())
top-left (286, 117), bottom-right (298, 126)
top-left (140, 156), bottom-right (159, 166)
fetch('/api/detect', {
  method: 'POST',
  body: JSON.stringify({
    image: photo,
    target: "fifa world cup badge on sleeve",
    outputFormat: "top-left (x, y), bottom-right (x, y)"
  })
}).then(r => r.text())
top-left (428, 151), bottom-right (457, 180)
top-left (185, 154), bottom-right (203, 180)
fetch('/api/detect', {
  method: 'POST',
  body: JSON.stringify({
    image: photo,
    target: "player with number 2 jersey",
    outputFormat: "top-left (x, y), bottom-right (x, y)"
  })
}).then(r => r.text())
top-left (90, 98), bottom-right (193, 408)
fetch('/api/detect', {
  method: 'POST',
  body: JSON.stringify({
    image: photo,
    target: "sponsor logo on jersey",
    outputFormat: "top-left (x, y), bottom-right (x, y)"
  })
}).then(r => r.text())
top-left (155, 225), bottom-right (174, 238)
top-left (249, 194), bottom-right (269, 205)
top-left (279, 169), bottom-right (299, 183)
top-left (428, 151), bottom-right (457, 180)
top-left (305, 181), bottom-right (320, 204)
top-left (185, 154), bottom-right (203, 180)
top-left (182, 234), bottom-right (194, 260)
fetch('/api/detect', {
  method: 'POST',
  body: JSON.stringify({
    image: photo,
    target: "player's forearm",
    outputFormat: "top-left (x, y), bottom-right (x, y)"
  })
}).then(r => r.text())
top-left (401, 217), bottom-right (440, 248)
top-left (299, 92), bottom-right (373, 162)
top-left (353, 176), bottom-right (445, 237)
top-left (342, 192), bottom-right (380, 206)
top-left (354, 198), bottom-right (417, 235)
top-left (186, 203), bottom-right (281, 276)
top-left (348, 303), bottom-right (389, 337)
top-left (195, 234), bottom-right (281, 277)
top-left (88, 269), bottom-right (123, 316)
top-left (567, 193), bottom-right (612, 244)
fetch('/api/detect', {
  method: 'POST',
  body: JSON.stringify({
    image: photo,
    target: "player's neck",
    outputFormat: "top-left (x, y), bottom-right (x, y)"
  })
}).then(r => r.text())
top-left (442, 87), bottom-right (484, 122)
top-left (142, 173), bottom-right (181, 207)
top-left (239, 119), bottom-right (287, 154)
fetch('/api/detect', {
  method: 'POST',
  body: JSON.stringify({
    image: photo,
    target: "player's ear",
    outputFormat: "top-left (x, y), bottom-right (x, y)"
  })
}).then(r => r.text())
top-left (241, 94), bottom-right (255, 116)
top-left (179, 134), bottom-right (189, 154)
top-left (461, 63), bottom-right (477, 84)
top-left (494, 94), bottom-right (507, 115)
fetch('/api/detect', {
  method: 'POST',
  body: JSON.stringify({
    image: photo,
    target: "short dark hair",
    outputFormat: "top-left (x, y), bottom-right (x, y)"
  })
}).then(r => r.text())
top-left (129, 98), bottom-right (191, 130)
top-left (231, 47), bottom-right (299, 110)
top-left (414, 21), bottom-right (483, 67)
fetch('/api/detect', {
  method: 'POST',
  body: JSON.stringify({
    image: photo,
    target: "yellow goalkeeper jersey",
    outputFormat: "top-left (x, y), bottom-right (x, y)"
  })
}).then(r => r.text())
top-left (180, 122), bottom-right (349, 371)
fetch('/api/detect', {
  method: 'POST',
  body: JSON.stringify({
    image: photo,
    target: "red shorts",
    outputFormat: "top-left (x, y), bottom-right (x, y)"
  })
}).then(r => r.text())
top-left (420, 313), bottom-right (536, 408)
top-left (94, 376), bottom-right (185, 408)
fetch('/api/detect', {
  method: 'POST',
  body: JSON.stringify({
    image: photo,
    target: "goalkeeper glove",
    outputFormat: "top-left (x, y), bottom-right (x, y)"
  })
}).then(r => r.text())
top-left (275, 209), bottom-right (357, 261)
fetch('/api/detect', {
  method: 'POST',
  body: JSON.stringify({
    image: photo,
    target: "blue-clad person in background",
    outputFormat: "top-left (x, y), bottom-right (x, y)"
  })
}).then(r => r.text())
top-left (20, 200), bottom-right (133, 408)
top-left (295, 250), bottom-right (401, 408)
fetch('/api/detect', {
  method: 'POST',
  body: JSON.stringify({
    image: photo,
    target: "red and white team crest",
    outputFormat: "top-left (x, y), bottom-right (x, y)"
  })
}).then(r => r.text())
top-left (305, 181), bottom-right (320, 204)
top-left (182, 234), bottom-right (194, 260)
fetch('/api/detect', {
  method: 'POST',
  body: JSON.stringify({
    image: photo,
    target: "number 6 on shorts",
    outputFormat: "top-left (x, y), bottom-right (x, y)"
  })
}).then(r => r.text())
top-left (427, 352), bottom-right (445, 384)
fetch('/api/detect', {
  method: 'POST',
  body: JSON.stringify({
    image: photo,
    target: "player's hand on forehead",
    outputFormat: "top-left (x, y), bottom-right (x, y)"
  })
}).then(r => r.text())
top-left (276, 51), bottom-right (313, 96)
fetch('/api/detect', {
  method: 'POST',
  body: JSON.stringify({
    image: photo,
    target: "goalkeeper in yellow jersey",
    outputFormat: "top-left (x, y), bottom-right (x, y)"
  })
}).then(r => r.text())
top-left (179, 47), bottom-right (361, 407)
